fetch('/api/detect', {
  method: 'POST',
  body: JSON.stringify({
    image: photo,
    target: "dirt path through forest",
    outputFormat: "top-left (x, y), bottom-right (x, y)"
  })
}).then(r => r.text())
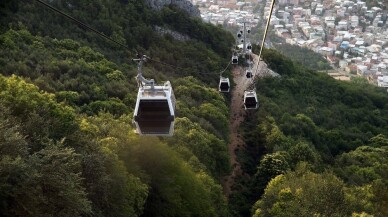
top-left (222, 54), bottom-right (263, 198)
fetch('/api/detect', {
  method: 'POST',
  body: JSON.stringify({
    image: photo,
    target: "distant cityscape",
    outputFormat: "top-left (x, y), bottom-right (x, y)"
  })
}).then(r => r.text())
top-left (191, 0), bottom-right (388, 90)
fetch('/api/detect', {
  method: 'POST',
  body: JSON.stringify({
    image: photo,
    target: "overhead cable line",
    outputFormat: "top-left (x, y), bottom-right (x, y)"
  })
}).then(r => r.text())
top-left (219, 60), bottom-right (231, 76)
top-left (35, 0), bottom-right (230, 78)
top-left (35, 0), bottom-right (137, 55)
top-left (257, 0), bottom-right (276, 67)
top-left (250, 0), bottom-right (276, 89)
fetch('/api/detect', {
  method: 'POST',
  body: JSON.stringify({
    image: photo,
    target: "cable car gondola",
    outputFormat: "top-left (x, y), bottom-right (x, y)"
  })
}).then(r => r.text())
top-left (232, 54), bottom-right (238, 64)
top-left (246, 69), bottom-right (253, 78)
top-left (133, 81), bottom-right (176, 136)
top-left (219, 76), bottom-right (230, 92)
top-left (133, 55), bottom-right (176, 136)
top-left (244, 90), bottom-right (258, 110)
top-left (246, 43), bottom-right (252, 52)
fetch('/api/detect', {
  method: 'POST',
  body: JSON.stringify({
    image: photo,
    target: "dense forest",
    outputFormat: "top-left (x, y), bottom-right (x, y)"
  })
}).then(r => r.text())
top-left (273, 42), bottom-right (332, 71)
top-left (229, 46), bottom-right (388, 217)
top-left (0, 0), bottom-right (233, 216)
top-left (1, 0), bottom-right (388, 217)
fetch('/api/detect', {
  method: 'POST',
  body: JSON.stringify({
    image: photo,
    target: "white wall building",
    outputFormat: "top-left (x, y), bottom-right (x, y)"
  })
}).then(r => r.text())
top-left (337, 21), bottom-right (348, 30)
top-left (377, 76), bottom-right (388, 89)
top-left (350, 16), bottom-right (359, 27)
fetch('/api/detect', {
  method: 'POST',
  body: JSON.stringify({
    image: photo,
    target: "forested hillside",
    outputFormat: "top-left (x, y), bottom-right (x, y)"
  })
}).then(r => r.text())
top-left (273, 42), bottom-right (332, 70)
top-left (1, 0), bottom-right (388, 217)
top-left (0, 0), bottom-right (233, 216)
top-left (229, 47), bottom-right (388, 217)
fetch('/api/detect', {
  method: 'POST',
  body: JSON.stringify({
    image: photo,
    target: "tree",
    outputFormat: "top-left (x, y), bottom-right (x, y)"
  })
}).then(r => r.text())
top-left (0, 107), bottom-right (28, 158)
top-left (351, 77), bottom-right (369, 86)
top-left (345, 185), bottom-right (374, 215)
top-left (335, 146), bottom-right (388, 185)
top-left (0, 75), bottom-right (78, 150)
top-left (79, 114), bottom-right (150, 217)
top-left (252, 165), bottom-right (350, 217)
top-left (257, 116), bottom-right (290, 152)
top-left (135, 143), bottom-right (221, 217)
top-left (368, 134), bottom-right (388, 147)
top-left (253, 152), bottom-right (290, 196)
top-left (287, 142), bottom-right (320, 168)
top-left (0, 142), bottom-right (92, 217)
top-left (371, 179), bottom-right (388, 217)
top-left (167, 117), bottom-right (230, 178)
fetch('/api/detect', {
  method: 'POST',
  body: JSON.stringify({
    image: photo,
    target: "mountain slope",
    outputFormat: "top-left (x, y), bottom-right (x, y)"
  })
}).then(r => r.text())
top-left (1, 0), bottom-right (388, 217)
top-left (228, 47), bottom-right (388, 217)
top-left (0, 0), bottom-right (233, 216)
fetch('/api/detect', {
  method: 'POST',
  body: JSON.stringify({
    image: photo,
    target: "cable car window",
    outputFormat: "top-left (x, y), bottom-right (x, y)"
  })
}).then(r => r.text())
top-left (137, 100), bottom-right (171, 118)
top-left (245, 97), bottom-right (257, 107)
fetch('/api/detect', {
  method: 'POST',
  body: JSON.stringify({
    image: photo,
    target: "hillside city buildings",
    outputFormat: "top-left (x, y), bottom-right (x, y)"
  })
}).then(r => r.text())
top-left (191, 0), bottom-right (388, 90)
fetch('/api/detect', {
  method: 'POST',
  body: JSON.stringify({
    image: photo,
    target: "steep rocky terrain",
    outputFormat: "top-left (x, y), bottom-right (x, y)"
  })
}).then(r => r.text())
top-left (145, 0), bottom-right (200, 17)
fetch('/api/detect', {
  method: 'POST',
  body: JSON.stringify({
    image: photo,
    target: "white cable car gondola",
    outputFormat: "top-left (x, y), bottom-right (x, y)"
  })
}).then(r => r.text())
top-left (246, 69), bottom-right (253, 78)
top-left (232, 54), bottom-right (238, 64)
top-left (246, 43), bottom-right (252, 53)
top-left (244, 90), bottom-right (258, 110)
top-left (219, 76), bottom-right (230, 92)
top-left (133, 56), bottom-right (176, 136)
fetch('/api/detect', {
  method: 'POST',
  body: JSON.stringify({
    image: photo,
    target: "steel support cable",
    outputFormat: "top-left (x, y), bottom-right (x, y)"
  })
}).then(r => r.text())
top-left (219, 60), bottom-right (231, 76)
top-left (35, 0), bottom-right (232, 79)
top-left (249, 0), bottom-right (276, 90)
top-left (35, 0), bottom-right (137, 55)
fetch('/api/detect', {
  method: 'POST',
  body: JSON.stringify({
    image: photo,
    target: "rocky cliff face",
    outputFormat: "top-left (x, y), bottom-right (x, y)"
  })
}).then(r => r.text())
top-left (144, 0), bottom-right (200, 18)
top-left (154, 26), bottom-right (191, 41)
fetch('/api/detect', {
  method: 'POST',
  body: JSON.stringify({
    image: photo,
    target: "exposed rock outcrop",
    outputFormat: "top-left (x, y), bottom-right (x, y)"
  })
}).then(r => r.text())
top-left (144, 0), bottom-right (200, 18)
top-left (154, 26), bottom-right (191, 41)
